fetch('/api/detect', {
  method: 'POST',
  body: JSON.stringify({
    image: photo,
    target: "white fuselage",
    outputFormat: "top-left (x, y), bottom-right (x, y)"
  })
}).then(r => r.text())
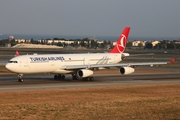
top-left (5, 53), bottom-right (123, 74)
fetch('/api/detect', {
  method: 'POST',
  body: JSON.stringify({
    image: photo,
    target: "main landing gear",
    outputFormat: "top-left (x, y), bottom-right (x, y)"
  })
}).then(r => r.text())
top-left (54, 74), bottom-right (65, 80)
top-left (18, 74), bottom-right (23, 82)
top-left (54, 74), bottom-right (94, 81)
top-left (72, 74), bottom-right (94, 81)
top-left (72, 74), bottom-right (79, 80)
top-left (82, 77), bottom-right (94, 81)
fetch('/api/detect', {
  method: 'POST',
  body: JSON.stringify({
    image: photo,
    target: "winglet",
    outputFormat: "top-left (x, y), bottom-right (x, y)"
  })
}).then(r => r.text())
top-left (109, 27), bottom-right (130, 53)
top-left (169, 58), bottom-right (177, 64)
top-left (15, 50), bottom-right (20, 56)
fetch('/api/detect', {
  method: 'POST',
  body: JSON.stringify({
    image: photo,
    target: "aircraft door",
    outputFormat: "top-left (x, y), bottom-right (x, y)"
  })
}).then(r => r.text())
top-left (18, 60), bottom-right (23, 68)
top-left (50, 60), bottom-right (55, 67)
top-left (24, 58), bottom-right (29, 68)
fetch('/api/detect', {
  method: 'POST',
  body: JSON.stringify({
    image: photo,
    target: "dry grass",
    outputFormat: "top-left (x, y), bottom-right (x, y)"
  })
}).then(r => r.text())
top-left (0, 84), bottom-right (180, 119)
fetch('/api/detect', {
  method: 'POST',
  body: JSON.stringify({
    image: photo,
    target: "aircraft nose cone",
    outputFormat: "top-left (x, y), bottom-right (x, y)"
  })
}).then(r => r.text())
top-left (5, 64), bottom-right (12, 71)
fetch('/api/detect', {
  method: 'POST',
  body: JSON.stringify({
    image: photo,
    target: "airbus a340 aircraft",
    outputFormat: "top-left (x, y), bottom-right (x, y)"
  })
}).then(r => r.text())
top-left (5, 27), bottom-right (175, 82)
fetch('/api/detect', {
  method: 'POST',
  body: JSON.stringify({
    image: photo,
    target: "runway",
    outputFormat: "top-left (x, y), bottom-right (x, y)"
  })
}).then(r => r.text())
top-left (0, 72), bottom-right (180, 92)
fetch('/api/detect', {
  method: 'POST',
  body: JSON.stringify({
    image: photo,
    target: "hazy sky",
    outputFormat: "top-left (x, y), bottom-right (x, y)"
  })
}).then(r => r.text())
top-left (0, 0), bottom-right (180, 39)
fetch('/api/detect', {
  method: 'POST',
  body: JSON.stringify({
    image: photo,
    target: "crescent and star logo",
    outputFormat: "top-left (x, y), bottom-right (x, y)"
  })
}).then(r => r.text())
top-left (116, 34), bottom-right (126, 53)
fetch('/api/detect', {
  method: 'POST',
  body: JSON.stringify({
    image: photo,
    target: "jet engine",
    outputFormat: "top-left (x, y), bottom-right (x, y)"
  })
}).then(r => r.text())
top-left (120, 67), bottom-right (135, 75)
top-left (77, 69), bottom-right (93, 78)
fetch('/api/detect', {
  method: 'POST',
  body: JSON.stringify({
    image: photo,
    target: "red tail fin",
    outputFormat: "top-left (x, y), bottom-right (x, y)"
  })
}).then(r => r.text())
top-left (109, 27), bottom-right (130, 53)
top-left (15, 50), bottom-right (19, 56)
top-left (169, 58), bottom-right (177, 64)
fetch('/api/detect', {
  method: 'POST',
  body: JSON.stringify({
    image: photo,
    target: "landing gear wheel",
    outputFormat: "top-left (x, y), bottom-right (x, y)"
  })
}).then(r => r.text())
top-left (59, 75), bottom-right (65, 80)
top-left (82, 77), bottom-right (94, 81)
top-left (18, 78), bottom-right (23, 82)
top-left (90, 77), bottom-right (94, 81)
top-left (54, 75), bottom-right (58, 80)
top-left (18, 74), bottom-right (24, 82)
top-left (86, 77), bottom-right (90, 81)
top-left (72, 74), bottom-right (79, 80)
top-left (54, 74), bottom-right (65, 80)
top-left (62, 75), bottom-right (65, 80)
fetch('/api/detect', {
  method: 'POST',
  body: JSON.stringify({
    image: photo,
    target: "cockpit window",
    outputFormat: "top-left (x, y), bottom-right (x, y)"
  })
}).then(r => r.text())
top-left (8, 61), bottom-right (18, 63)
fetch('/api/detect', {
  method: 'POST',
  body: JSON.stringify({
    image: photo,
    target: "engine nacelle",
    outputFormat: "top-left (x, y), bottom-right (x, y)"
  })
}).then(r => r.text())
top-left (120, 67), bottom-right (135, 75)
top-left (77, 69), bottom-right (93, 78)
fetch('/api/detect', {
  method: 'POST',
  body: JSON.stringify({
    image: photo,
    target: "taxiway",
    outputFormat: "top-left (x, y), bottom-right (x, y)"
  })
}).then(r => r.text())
top-left (0, 72), bottom-right (179, 92)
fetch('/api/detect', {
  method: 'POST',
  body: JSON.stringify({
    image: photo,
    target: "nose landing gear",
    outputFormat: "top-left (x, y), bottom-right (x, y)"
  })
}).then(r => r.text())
top-left (18, 74), bottom-right (24, 82)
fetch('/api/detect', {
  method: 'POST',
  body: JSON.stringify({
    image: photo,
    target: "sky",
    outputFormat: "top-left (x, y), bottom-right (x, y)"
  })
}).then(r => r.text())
top-left (0, 0), bottom-right (180, 39)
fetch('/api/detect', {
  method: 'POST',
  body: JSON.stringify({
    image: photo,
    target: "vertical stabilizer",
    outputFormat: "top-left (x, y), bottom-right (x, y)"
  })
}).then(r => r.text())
top-left (15, 50), bottom-right (19, 56)
top-left (109, 27), bottom-right (130, 53)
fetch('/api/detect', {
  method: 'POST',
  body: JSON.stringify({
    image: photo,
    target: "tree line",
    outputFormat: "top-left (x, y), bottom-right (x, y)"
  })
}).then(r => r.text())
top-left (1, 38), bottom-right (180, 50)
top-left (0, 38), bottom-right (113, 49)
top-left (126, 41), bottom-right (180, 50)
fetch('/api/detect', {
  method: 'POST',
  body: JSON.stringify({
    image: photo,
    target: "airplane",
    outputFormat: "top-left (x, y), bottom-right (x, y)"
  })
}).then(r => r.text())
top-left (5, 27), bottom-right (175, 82)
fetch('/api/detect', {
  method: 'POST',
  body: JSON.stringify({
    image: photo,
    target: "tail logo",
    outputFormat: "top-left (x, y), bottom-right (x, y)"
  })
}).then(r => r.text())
top-left (117, 34), bottom-right (126, 53)
top-left (109, 27), bottom-right (130, 53)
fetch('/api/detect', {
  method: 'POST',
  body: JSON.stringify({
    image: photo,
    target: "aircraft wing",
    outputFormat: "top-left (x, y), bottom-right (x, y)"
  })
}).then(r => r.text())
top-left (63, 59), bottom-right (175, 70)
top-left (128, 53), bottom-right (154, 56)
top-left (63, 62), bottom-right (167, 70)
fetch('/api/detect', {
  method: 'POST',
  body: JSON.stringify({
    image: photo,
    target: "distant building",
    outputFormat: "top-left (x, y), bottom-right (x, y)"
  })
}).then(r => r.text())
top-left (132, 40), bottom-right (146, 47)
top-left (151, 40), bottom-right (160, 47)
top-left (15, 39), bottom-right (26, 43)
top-left (97, 41), bottom-right (104, 44)
top-left (5, 43), bottom-right (11, 47)
top-left (112, 41), bottom-right (116, 46)
top-left (163, 40), bottom-right (170, 43)
top-left (37, 39), bottom-right (75, 45)
top-left (15, 39), bottom-right (31, 43)
top-left (173, 40), bottom-right (180, 44)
